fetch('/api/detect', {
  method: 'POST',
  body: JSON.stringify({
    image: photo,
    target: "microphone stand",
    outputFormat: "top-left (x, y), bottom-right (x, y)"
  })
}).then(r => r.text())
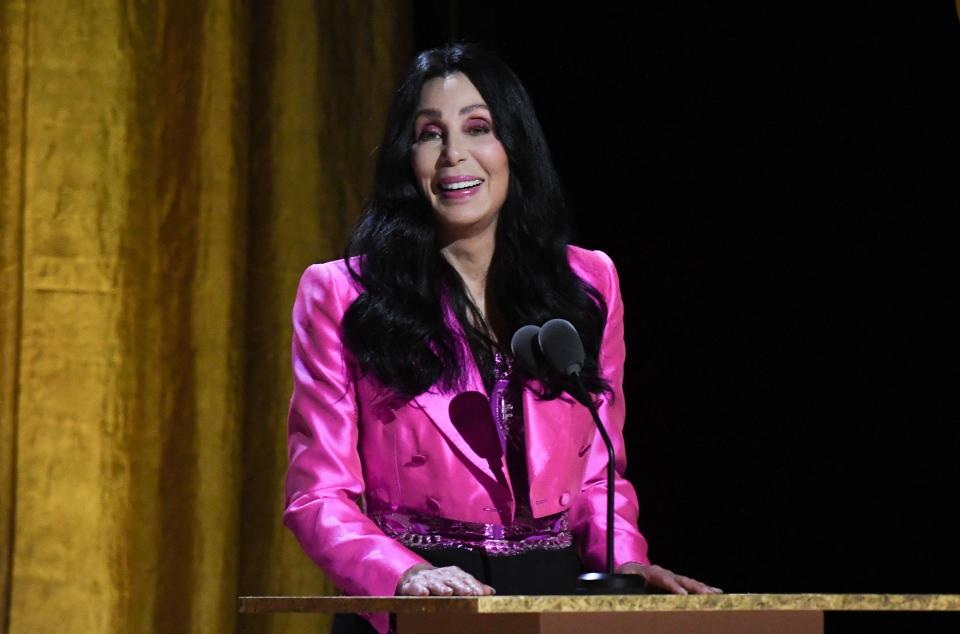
top-left (512, 319), bottom-right (645, 594)
top-left (570, 373), bottom-right (646, 594)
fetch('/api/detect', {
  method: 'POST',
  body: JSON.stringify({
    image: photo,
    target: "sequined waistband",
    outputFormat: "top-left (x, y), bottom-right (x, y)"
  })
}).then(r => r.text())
top-left (369, 508), bottom-right (573, 556)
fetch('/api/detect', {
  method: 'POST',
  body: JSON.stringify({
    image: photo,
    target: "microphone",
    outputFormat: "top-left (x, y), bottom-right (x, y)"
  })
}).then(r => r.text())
top-left (538, 319), bottom-right (584, 377)
top-left (510, 320), bottom-right (585, 387)
top-left (535, 319), bottom-right (591, 408)
top-left (515, 319), bottom-right (646, 595)
top-left (510, 324), bottom-right (545, 377)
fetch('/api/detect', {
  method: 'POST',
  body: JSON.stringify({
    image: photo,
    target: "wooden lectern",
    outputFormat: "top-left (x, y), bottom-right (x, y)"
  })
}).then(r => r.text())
top-left (238, 593), bottom-right (960, 633)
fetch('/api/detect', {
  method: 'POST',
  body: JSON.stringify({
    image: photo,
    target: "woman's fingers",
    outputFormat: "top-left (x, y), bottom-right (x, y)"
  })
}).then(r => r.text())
top-left (642, 565), bottom-right (723, 595)
top-left (680, 576), bottom-right (723, 594)
top-left (425, 579), bottom-right (454, 595)
top-left (447, 570), bottom-right (492, 595)
top-left (446, 578), bottom-right (476, 594)
top-left (400, 581), bottom-right (430, 596)
top-left (674, 574), bottom-right (723, 594)
top-left (659, 574), bottom-right (688, 595)
top-left (398, 565), bottom-right (495, 596)
top-left (642, 565), bottom-right (684, 594)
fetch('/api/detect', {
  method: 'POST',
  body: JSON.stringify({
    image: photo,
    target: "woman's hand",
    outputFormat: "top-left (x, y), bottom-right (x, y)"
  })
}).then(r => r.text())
top-left (616, 562), bottom-right (722, 594)
top-left (396, 563), bottom-right (496, 596)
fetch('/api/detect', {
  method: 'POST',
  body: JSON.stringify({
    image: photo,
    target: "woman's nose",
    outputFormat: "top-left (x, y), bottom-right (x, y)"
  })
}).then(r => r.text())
top-left (441, 138), bottom-right (466, 164)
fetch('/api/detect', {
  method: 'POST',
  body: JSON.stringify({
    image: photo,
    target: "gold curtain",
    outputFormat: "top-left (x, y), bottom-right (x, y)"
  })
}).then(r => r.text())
top-left (0, 1), bottom-right (412, 632)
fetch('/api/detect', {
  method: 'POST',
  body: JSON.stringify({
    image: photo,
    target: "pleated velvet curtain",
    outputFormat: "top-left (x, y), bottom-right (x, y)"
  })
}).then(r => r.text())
top-left (0, 1), bottom-right (411, 631)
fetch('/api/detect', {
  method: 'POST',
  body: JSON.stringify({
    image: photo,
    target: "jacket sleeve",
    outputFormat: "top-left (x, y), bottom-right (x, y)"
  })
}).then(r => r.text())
top-left (282, 263), bottom-right (430, 600)
top-left (568, 250), bottom-right (651, 571)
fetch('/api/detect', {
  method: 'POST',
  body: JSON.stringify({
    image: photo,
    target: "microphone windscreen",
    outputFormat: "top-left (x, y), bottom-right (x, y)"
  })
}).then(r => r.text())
top-left (538, 318), bottom-right (585, 377)
top-left (511, 325), bottom-right (543, 376)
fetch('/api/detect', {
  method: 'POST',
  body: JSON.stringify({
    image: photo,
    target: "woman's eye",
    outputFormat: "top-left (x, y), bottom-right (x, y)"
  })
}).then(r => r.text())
top-left (416, 121), bottom-right (490, 142)
top-left (417, 128), bottom-right (441, 141)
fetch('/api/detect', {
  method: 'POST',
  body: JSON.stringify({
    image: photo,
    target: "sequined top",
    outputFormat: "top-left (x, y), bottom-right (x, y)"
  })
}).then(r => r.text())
top-left (369, 352), bottom-right (573, 556)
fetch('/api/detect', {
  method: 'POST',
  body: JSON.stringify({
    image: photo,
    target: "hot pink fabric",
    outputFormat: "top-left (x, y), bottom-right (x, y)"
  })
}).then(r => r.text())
top-left (283, 245), bottom-right (650, 634)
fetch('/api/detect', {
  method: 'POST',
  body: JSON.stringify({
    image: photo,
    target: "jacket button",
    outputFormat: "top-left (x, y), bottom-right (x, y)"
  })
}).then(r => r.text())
top-left (426, 496), bottom-right (441, 512)
top-left (559, 491), bottom-right (571, 506)
top-left (410, 454), bottom-right (427, 465)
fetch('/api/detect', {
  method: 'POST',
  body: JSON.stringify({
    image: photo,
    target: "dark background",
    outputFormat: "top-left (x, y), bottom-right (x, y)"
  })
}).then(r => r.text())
top-left (413, 2), bottom-right (959, 631)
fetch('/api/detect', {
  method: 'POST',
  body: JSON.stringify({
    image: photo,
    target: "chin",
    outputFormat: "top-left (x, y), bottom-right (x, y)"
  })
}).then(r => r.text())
top-left (436, 216), bottom-right (499, 241)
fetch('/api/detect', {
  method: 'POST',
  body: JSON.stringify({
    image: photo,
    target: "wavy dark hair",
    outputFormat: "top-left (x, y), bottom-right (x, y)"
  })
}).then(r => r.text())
top-left (342, 43), bottom-right (610, 400)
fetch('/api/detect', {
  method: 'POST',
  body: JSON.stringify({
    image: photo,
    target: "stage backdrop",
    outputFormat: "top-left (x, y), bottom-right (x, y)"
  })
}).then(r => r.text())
top-left (0, 1), bottom-right (411, 632)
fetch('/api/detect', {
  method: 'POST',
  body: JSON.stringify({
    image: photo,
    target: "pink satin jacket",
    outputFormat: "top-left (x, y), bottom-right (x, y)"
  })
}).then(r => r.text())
top-left (283, 245), bottom-right (650, 630)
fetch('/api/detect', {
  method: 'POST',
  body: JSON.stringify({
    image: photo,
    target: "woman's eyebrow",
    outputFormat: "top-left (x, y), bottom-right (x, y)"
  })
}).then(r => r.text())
top-left (415, 104), bottom-right (489, 119)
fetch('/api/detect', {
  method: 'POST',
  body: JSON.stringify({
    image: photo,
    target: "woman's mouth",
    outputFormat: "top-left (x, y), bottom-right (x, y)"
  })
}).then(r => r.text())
top-left (438, 178), bottom-right (484, 200)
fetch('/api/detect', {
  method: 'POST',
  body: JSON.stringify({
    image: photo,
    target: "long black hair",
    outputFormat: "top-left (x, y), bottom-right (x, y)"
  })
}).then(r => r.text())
top-left (342, 43), bottom-right (610, 400)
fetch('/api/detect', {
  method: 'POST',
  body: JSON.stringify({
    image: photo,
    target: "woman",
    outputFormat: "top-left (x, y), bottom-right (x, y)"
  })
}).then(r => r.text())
top-left (284, 43), bottom-right (719, 634)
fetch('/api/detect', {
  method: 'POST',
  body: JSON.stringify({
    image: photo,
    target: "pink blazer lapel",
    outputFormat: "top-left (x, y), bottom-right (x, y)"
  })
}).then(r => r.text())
top-left (413, 373), bottom-right (575, 497)
top-left (410, 299), bottom-right (575, 494)
top-left (411, 309), bottom-right (508, 486)
top-left (412, 385), bottom-right (507, 486)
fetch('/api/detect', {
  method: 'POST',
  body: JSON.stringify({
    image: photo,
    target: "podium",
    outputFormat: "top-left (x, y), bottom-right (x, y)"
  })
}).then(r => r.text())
top-left (238, 593), bottom-right (960, 633)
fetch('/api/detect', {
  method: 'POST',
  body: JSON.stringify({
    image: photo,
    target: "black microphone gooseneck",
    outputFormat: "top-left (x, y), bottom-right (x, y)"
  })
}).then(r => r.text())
top-left (513, 320), bottom-right (646, 594)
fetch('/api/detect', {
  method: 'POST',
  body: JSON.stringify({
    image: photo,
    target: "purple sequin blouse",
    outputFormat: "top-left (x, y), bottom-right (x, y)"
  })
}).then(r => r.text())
top-left (370, 352), bottom-right (573, 556)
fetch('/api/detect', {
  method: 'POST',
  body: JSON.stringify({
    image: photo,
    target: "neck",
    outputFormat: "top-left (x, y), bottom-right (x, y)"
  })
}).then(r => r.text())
top-left (438, 221), bottom-right (497, 294)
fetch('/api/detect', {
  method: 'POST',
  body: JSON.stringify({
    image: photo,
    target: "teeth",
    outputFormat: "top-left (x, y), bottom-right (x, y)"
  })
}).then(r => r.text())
top-left (440, 179), bottom-right (483, 191)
